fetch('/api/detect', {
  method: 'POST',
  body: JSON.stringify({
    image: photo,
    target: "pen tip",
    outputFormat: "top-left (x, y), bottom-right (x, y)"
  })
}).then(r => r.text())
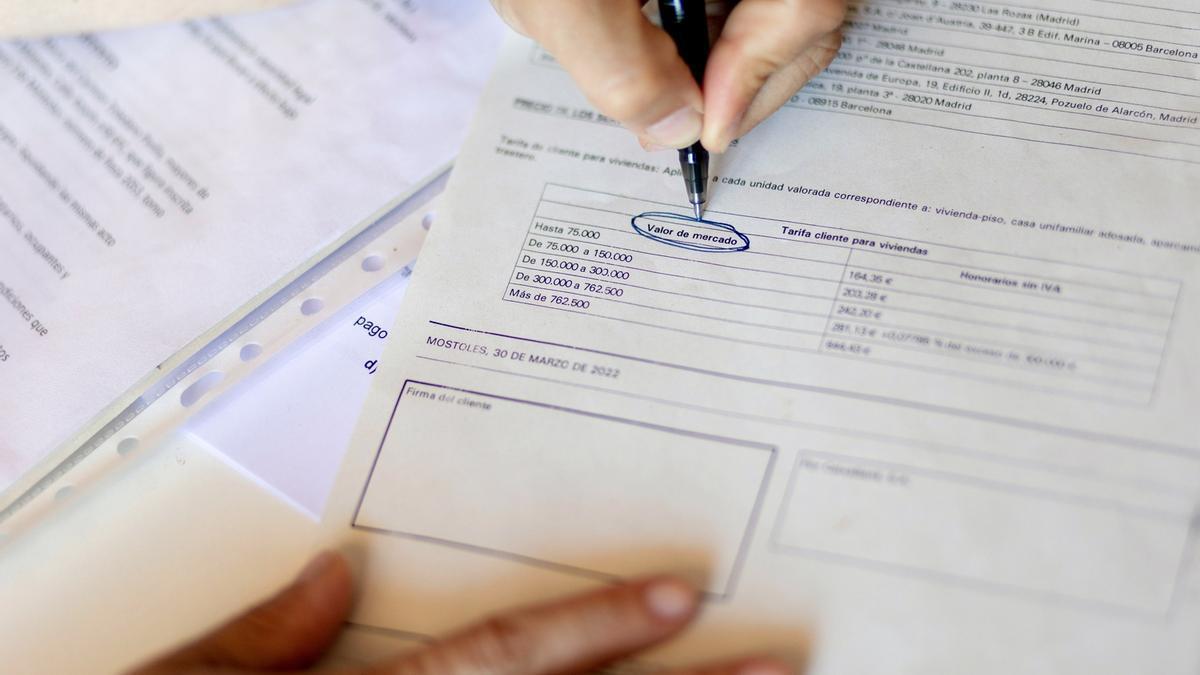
top-left (693, 203), bottom-right (703, 221)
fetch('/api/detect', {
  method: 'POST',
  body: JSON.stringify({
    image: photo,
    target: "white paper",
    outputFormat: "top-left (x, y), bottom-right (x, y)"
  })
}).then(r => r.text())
top-left (187, 266), bottom-right (413, 517)
top-left (0, 0), bottom-right (504, 493)
top-left (0, 0), bottom-right (293, 39)
top-left (324, 2), bottom-right (1199, 672)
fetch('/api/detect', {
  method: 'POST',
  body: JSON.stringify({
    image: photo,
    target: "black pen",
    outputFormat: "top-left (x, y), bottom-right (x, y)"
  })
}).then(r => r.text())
top-left (657, 0), bottom-right (710, 221)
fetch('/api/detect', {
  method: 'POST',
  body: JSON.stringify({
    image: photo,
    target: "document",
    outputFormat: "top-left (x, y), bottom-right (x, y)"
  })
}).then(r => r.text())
top-left (189, 265), bottom-right (415, 518)
top-left (0, 0), bottom-right (292, 39)
top-left (0, 0), bottom-right (504, 493)
top-left (323, 2), bottom-right (1200, 672)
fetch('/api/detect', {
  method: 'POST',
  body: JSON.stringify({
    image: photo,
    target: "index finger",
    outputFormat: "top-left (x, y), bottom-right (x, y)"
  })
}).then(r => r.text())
top-left (493, 0), bottom-right (706, 149)
top-left (371, 576), bottom-right (699, 675)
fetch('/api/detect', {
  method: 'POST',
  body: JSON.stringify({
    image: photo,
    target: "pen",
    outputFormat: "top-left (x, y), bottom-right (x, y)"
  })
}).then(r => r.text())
top-left (657, 0), bottom-right (710, 221)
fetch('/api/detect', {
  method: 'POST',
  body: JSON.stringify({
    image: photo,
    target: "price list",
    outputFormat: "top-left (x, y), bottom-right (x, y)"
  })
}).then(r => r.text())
top-left (503, 185), bottom-right (1180, 403)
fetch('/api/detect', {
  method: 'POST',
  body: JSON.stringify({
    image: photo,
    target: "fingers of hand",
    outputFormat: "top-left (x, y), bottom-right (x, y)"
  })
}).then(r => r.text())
top-left (375, 576), bottom-right (699, 675)
top-left (127, 551), bottom-right (354, 674)
top-left (726, 32), bottom-right (843, 145)
top-left (665, 656), bottom-right (795, 675)
top-left (496, 0), bottom-right (704, 149)
top-left (702, 0), bottom-right (847, 151)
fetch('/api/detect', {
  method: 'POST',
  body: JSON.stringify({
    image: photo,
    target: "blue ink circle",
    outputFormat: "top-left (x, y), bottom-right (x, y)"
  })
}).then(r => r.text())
top-left (631, 211), bottom-right (749, 253)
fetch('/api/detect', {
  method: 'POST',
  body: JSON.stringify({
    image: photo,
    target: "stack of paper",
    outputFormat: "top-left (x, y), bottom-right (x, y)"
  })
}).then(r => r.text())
top-left (0, 0), bottom-right (504, 499)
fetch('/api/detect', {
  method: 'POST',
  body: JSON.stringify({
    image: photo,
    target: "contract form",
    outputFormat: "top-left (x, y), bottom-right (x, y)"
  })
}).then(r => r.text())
top-left (322, 1), bottom-right (1200, 672)
top-left (0, 0), bottom-right (503, 494)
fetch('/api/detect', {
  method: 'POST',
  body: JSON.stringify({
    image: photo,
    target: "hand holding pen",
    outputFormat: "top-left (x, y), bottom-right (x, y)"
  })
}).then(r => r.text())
top-left (489, 0), bottom-right (847, 153)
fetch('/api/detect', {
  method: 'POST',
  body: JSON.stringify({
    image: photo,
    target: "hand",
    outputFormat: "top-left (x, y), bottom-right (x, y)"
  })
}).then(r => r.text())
top-left (490, 0), bottom-right (846, 152)
top-left (129, 551), bottom-right (794, 675)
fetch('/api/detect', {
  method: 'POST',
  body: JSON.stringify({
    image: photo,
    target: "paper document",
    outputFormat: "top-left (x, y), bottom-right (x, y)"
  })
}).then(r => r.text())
top-left (0, 0), bottom-right (503, 493)
top-left (189, 266), bottom-right (414, 517)
top-left (0, 0), bottom-right (293, 39)
top-left (324, 2), bottom-right (1199, 673)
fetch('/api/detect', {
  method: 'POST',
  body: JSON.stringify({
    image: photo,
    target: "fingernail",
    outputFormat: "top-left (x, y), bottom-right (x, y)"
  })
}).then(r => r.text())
top-left (644, 578), bottom-right (697, 619)
top-left (738, 660), bottom-right (793, 675)
top-left (710, 109), bottom-right (747, 153)
top-left (638, 137), bottom-right (670, 152)
top-left (644, 106), bottom-right (702, 149)
top-left (299, 550), bottom-right (337, 583)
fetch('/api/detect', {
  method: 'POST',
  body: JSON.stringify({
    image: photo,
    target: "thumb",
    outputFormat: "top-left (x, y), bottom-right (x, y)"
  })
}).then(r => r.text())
top-left (129, 550), bottom-right (354, 673)
top-left (497, 0), bottom-right (704, 149)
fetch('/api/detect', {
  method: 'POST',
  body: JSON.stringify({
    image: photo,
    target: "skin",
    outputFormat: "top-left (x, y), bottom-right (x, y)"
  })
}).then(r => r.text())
top-left (489, 0), bottom-right (848, 152)
top-left (129, 551), bottom-right (794, 675)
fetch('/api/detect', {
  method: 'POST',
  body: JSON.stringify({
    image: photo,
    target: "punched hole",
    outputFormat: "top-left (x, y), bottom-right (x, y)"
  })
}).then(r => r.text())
top-left (361, 254), bottom-right (385, 272)
top-left (117, 437), bottom-right (139, 456)
top-left (239, 343), bottom-right (263, 361)
top-left (300, 298), bottom-right (324, 316)
top-left (180, 371), bottom-right (224, 407)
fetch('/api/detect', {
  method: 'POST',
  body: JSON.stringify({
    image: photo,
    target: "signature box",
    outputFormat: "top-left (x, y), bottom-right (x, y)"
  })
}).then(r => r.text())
top-left (772, 451), bottom-right (1190, 613)
top-left (355, 380), bottom-right (776, 597)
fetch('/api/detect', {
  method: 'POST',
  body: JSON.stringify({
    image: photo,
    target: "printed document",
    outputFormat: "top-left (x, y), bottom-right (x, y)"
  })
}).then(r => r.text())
top-left (0, 0), bottom-right (503, 493)
top-left (189, 265), bottom-right (416, 517)
top-left (323, 2), bottom-right (1200, 672)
